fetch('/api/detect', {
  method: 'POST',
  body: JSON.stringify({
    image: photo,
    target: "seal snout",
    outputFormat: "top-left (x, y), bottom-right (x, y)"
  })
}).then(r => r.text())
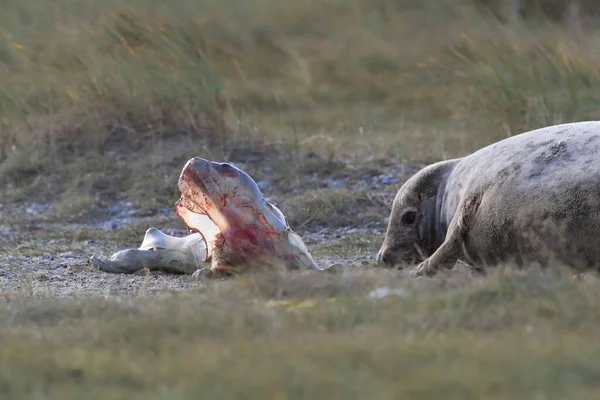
top-left (181, 157), bottom-right (215, 177)
top-left (377, 244), bottom-right (423, 268)
top-left (376, 246), bottom-right (396, 266)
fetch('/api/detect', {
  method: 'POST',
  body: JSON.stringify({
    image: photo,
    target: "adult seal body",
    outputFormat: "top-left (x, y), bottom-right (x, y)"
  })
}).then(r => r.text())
top-left (376, 121), bottom-right (600, 276)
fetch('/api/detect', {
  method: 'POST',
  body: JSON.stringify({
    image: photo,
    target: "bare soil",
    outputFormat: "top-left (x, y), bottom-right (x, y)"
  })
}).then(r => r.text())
top-left (0, 160), bottom-right (411, 298)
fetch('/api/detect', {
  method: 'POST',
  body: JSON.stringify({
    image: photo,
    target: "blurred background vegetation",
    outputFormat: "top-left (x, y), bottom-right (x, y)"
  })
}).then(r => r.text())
top-left (3, 4), bottom-right (600, 397)
top-left (1, 0), bottom-right (599, 216)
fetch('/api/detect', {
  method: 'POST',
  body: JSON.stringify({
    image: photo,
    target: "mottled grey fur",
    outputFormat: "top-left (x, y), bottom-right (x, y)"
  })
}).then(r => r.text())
top-left (376, 121), bottom-right (600, 276)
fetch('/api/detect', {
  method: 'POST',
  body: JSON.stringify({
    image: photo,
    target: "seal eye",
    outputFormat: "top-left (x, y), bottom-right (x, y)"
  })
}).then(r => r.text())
top-left (401, 211), bottom-right (417, 225)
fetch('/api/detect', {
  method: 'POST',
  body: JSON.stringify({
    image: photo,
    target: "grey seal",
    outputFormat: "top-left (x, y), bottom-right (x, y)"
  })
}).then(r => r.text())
top-left (376, 121), bottom-right (600, 277)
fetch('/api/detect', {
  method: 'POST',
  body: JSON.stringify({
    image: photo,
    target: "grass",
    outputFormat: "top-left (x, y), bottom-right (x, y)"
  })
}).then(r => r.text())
top-left (282, 188), bottom-right (374, 228)
top-left (3, 0), bottom-right (600, 398)
top-left (2, 268), bottom-right (600, 399)
top-left (307, 232), bottom-right (382, 258)
top-left (3, 0), bottom-right (600, 218)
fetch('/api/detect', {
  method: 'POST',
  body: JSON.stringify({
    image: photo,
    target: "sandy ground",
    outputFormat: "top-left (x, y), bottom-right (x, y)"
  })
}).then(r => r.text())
top-left (0, 161), bottom-right (421, 298)
top-left (0, 211), bottom-right (383, 299)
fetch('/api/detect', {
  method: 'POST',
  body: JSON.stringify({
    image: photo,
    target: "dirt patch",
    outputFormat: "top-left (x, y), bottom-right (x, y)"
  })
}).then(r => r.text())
top-left (0, 159), bottom-right (420, 298)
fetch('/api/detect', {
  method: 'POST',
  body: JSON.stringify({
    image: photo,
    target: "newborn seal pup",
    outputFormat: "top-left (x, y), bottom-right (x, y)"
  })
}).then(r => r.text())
top-left (376, 121), bottom-right (600, 277)
top-left (176, 157), bottom-right (324, 278)
top-left (91, 157), bottom-right (322, 278)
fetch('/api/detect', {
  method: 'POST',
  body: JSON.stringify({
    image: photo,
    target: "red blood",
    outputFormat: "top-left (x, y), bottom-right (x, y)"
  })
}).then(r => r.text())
top-left (219, 194), bottom-right (228, 207)
top-left (177, 165), bottom-right (299, 265)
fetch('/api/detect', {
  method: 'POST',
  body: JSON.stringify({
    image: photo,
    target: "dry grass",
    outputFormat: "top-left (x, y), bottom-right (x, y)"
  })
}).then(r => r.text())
top-left (3, 1), bottom-right (600, 397)
top-left (2, 268), bottom-right (600, 399)
top-left (282, 188), bottom-right (375, 228)
top-left (3, 0), bottom-right (600, 218)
